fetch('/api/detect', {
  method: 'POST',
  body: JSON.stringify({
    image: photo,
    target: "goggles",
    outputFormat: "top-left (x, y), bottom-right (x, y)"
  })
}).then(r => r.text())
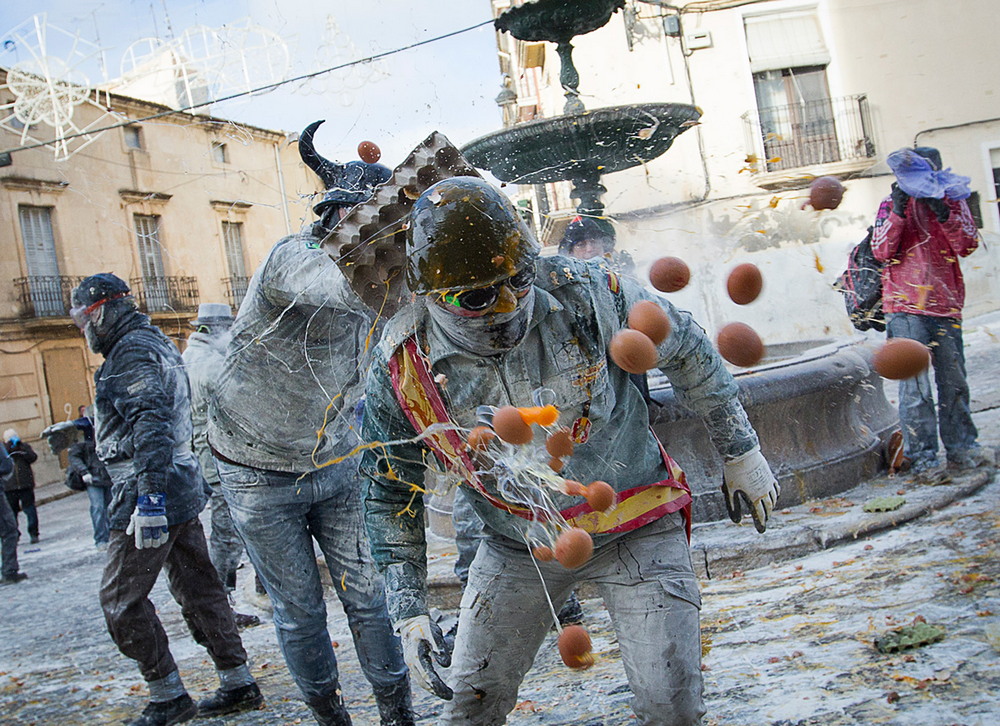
top-left (441, 264), bottom-right (535, 312)
top-left (70, 293), bottom-right (128, 329)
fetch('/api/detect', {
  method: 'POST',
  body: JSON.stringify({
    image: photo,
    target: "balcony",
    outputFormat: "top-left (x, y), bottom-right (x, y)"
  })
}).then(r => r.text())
top-left (742, 94), bottom-right (876, 184)
top-left (13, 276), bottom-right (84, 318)
top-left (223, 275), bottom-right (250, 310)
top-left (129, 276), bottom-right (199, 314)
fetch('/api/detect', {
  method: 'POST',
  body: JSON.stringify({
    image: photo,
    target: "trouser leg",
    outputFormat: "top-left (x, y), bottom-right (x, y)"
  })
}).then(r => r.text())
top-left (162, 517), bottom-right (248, 672)
top-left (208, 482), bottom-right (245, 590)
top-left (927, 318), bottom-right (979, 455)
top-left (87, 486), bottom-right (111, 544)
top-left (99, 527), bottom-right (177, 681)
top-left (20, 489), bottom-right (38, 539)
top-left (597, 516), bottom-right (705, 725)
top-left (451, 485), bottom-right (485, 587)
top-left (5, 491), bottom-right (21, 537)
top-left (219, 461), bottom-right (341, 701)
top-left (0, 493), bottom-right (18, 578)
top-left (887, 314), bottom-right (940, 463)
top-left (309, 462), bottom-right (407, 693)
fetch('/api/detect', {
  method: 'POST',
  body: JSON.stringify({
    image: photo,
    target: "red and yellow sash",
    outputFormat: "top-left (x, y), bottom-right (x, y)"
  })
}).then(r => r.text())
top-left (389, 337), bottom-right (691, 537)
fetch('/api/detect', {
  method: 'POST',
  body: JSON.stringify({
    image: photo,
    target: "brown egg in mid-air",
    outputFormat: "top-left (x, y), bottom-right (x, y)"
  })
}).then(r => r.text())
top-left (585, 481), bottom-right (615, 512)
top-left (609, 329), bottom-right (659, 374)
top-left (649, 256), bottom-right (691, 293)
top-left (546, 429), bottom-right (574, 458)
top-left (357, 140), bottom-right (381, 164)
top-left (548, 456), bottom-right (565, 473)
top-left (467, 426), bottom-right (496, 451)
top-left (533, 545), bottom-right (555, 562)
top-left (628, 301), bottom-right (671, 345)
top-left (808, 176), bottom-right (845, 211)
top-left (873, 338), bottom-right (931, 380)
top-left (558, 625), bottom-right (595, 670)
top-left (492, 406), bottom-right (533, 445)
top-left (554, 527), bottom-right (594, 569)
top-left (717, 322), bottom-right (765, 367)
top-left (726, 263), bottom-right (763, 305)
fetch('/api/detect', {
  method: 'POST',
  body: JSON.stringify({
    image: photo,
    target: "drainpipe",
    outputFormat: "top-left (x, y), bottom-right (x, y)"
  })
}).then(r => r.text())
top-left (274, 139), bottom-right (292, 236)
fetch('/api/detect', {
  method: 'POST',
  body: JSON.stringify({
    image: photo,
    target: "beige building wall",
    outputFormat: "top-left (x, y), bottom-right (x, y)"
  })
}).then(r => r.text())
top-left (0, 76), bottom-right (323, 484)
top-left (489, 0), bottom-right (1000, 344)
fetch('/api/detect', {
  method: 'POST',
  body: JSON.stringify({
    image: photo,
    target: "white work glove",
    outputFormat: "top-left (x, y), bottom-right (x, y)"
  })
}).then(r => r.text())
top-left (396, 614), bottom-right (453, 700)
top-left (125, 493), bottom-right (169, 549)
top-left (82, 473), bottom-right (94, 485)
top-left (722, 445), bottom-right (780, 534)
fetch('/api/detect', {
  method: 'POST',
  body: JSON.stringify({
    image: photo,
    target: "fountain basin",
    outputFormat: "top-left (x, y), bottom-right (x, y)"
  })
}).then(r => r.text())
top-left (649, 338), bottom-right (898, 523)
top-left (461, 103), bottom-right (701, 185)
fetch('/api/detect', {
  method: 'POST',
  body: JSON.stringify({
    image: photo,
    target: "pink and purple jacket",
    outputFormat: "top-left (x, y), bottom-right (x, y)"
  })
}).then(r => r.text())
top-left (871, 195), bottom-right (979, 318)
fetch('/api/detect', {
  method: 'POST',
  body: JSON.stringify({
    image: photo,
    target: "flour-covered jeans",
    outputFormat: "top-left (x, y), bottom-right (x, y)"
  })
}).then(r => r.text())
top-left (207, 483), bottom-right (245, 590)
top-left (86, 484), bottom-right (112, 545)
top-left (887, 313), bottom-right (978, 467)
top-left (444, 512), bottom-right (704, 726)
top-left (217, 458), bottom-right (407, 702)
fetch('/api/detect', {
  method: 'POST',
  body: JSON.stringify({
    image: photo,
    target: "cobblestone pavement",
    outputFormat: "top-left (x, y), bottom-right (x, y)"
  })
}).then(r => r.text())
top-left (3, 313), bottom-right (999, 725)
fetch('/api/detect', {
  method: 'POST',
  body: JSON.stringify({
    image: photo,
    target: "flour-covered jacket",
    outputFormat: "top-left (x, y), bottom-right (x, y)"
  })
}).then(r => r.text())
top-left (361, 255), bottom-right (759, 623)
top-left (93, 312), bottom-right (207, 530)
top-left (208, 232), bottom-right (374, 473)
top-left (182, 330), bottom-right (228, 484)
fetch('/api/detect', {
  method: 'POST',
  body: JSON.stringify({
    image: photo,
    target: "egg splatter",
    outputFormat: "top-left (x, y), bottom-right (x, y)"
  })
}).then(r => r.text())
top-left (466, 426), bottom-right (496, 451)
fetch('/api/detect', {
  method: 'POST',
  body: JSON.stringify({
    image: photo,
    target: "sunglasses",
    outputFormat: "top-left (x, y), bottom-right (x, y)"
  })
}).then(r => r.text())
top-left (442, 264), bottom-right (535, 312)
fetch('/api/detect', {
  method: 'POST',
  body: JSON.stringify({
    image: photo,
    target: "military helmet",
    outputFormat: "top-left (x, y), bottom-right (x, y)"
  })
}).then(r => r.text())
top-left (405, 177), bottom-right (539, 295)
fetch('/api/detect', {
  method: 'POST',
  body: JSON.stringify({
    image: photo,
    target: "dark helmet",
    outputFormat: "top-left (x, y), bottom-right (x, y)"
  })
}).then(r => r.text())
top-left (406, 177), bottom-right (540, 295)
top-left (299, 120), bottom-right (391, 218)
top-left (71, 273), bottom-right (131, 309)
top-left (912, 146), bottom-right (943, 171)
top-left (558, 214), bottom-right (616, 255)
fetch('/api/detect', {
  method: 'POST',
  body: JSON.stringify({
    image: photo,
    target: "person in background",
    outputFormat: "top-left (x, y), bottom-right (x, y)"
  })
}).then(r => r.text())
top-left (1, 443), bottom-right (28, 585)
top-left (871, 146), bottom-right (992, 473)
top-left (3, 428), bottom-right (40, 544)
top-left (181, 302), bottom-right (260, 629)
top-left (66, 412), bottom-right (114, 550)
top-left (559, 213), bottom-right (636, 276)
top-left (70, 273), bottom-right (263, 726)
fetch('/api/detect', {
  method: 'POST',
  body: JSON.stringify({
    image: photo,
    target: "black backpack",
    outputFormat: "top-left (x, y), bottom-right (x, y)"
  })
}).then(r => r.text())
top-left (835, 226), bottom-right (885, 332)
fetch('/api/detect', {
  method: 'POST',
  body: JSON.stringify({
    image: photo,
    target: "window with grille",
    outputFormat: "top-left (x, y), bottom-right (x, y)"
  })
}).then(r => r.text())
top-left (134, 214), bottom-right (169, 310)
top-left (18, 205), bottom-right (63, 316)
top-left (222, 221), bottom-right (247, 277)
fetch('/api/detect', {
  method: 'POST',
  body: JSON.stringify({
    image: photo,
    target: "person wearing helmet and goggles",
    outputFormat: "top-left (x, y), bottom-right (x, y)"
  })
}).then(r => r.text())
top-left (360, 177), bottom-right (778, 725)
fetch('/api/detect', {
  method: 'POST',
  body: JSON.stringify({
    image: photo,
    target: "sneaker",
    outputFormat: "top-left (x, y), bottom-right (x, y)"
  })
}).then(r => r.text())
top-left (947, 446), bottom-right (996, 471)
top-left (29, 535), bottom-right (39, 544)
top-left (1, 572), bottom-right (28, 585)
top-left (197, 682), bottom-right (264, 718)
top-left (233, 611), bottom-right (261, 629)
top-left (556, 592), bottom-right (584, 627)
top-left (128, 694), bottom-right (198, 726)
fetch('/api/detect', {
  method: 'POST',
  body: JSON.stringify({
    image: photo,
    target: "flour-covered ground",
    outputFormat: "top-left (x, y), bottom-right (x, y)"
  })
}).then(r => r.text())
top-left (3, 313), bottom-right (999, 725)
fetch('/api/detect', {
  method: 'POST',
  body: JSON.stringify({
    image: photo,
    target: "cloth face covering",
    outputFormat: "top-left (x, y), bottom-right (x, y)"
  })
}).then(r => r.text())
top-left (426, 287), bottom-right (535, 357)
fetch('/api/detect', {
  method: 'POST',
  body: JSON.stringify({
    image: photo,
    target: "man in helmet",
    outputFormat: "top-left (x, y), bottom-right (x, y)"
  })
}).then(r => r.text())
top-left (180, 303), bottom-right (259, 629)
top-left (70, 273), bottom-right (262, 726)
top-left (360, 177), bottom-right (779, 725)
top-left (207, 122), bottom-right (414, 726)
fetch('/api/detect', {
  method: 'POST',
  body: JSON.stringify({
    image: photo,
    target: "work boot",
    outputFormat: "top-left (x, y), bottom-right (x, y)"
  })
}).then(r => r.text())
top-left (374, 679), bottom-right (417, 726)
top-left (306, 689), bottom-right (353, 726)
top-left (197, 682), bottom-right (264, 717)
top-left (557, 592), bottom-right (584, 627)
top-left (233, 611), bottom-right (261, 628)
top-left (128, 694), bottom-right (198, 726)
top-left (0, 572), bottom-right (28, 585)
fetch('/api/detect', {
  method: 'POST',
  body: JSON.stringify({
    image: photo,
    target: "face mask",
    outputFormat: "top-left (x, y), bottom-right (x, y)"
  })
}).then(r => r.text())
top-left (426, 287), bottom-right (534, 357)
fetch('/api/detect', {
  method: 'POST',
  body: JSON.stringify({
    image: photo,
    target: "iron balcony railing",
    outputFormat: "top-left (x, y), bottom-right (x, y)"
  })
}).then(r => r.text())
top-left (742, 94), bottom-right (876, 173)
top-left (129, 276), bottom-right (199, 314)
top-left (13, 275), bottom-right (84, 318)
top-left (223, 275), bottom-right (250, 310)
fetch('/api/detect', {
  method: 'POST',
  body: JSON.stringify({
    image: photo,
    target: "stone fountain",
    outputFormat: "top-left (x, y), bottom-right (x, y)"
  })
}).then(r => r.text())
top-left (446, 0), bottom-right (899, 528)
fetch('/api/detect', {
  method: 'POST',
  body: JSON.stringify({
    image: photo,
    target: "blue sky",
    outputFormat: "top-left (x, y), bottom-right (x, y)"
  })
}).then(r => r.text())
top-left (0, 0), bottom-right (504, 164)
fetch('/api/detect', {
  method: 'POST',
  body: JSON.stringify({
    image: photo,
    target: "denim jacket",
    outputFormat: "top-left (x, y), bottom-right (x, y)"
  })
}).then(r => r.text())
top-left (208, 233), bottom-right (374, 473)
top-left (360, 255), bottom-right (759, 623)
top-left (93, 314), bottom-right (207, 529)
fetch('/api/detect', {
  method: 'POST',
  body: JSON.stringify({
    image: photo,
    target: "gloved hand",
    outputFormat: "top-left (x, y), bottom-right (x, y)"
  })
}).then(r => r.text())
top-left (126, 493), bottom-right (169, 549)
top-left (396, 614), bottom-right (453, 700)
top-left (722, 446), bottom-right (780, 534)
top-left (920, 196), bottom-right (951, 223)
top-left (890, 184), bottom-right (910, 218)
top-left (82, 473), bottom-right (94, 485)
